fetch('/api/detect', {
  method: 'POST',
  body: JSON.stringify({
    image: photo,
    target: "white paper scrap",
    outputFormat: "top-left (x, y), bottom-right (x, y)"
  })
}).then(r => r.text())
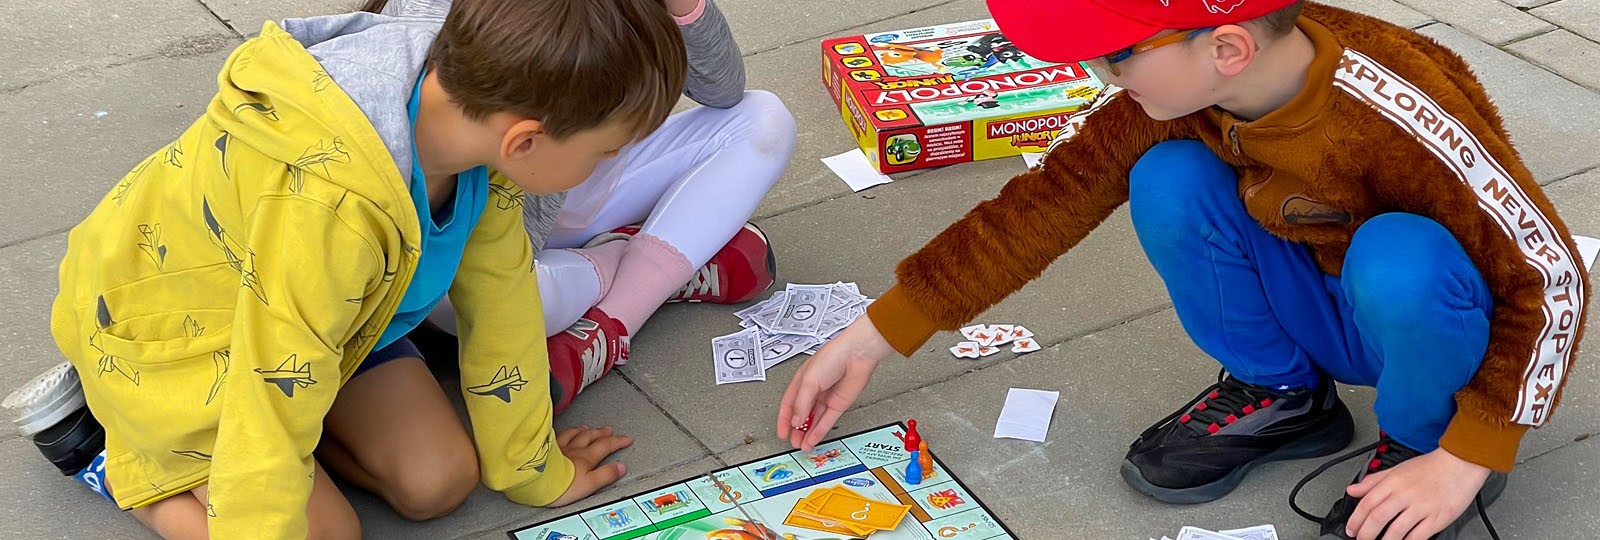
top-left (993, 388), bottom-right (1059, 442)
top-left (822, 149), bottom-right (893, 192)
top-left (1020, 151), bottom-right (1046, 169)
top-left (1573, 235), bottom-right (1599, 272)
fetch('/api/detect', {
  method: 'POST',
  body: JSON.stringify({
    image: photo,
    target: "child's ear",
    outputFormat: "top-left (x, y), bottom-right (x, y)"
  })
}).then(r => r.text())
top-left (501, 119), bottom-right (545, 161)
top-left (1209, 24), bottom-right (1258, 77)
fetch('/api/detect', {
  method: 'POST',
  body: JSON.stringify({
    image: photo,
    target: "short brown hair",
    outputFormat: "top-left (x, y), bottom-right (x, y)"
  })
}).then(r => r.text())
top-left (1252, 0), bottom-right (1306, 38)
top-left (361, 0), bottom-right (686, 140)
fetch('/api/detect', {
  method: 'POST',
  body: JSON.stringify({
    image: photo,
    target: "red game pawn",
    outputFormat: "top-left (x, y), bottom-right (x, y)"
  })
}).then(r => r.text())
top-left (903, 418), bottom-right (922, 453)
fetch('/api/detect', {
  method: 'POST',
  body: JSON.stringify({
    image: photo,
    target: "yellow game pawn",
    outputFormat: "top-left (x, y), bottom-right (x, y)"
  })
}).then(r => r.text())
top-left (918, 440), bottom-right (936, 480)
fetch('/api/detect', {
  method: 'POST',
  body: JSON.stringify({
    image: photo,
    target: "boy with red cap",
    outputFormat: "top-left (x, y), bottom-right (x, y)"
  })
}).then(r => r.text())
top-left (777, 2), bottom-right (1588, 539)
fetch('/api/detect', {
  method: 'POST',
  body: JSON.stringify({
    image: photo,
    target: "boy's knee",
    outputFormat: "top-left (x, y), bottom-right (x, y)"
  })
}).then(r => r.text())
top-left (1343, 213), bottom-right (1470, 321)
top-left (386, 444), bottom-right (479, 521)
top-left (1129, 140), bottom-right (1236, 244)
top-left (730, 90), bottom-right (797, 158)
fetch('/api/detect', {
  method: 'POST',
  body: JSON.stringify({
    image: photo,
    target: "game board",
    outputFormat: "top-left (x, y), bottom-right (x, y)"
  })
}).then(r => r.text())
top-left (508, 423), bottom-right (1016, 540)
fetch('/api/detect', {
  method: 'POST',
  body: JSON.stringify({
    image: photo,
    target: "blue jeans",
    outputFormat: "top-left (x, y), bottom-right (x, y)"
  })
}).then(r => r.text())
top-left (1128, 140), bottom-right (1493, 453)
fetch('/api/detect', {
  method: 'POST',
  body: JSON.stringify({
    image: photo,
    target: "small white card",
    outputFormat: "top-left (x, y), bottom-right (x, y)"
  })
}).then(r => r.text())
top-left (1011, 338), bottom-right (1041, 354)
top-left (994, 388), bottom-right (1059, 442)
top-left (1574, 235), bottom-right (1599, 271)
top-left (1020, 151), bottom-right (1046, 169)
top-left (822, 149), bottom-right (892, 192)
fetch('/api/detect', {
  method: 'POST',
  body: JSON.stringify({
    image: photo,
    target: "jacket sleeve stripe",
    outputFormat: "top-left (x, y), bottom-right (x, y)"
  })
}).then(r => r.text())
top-left (1331, 48), bottom-right (1584, 426)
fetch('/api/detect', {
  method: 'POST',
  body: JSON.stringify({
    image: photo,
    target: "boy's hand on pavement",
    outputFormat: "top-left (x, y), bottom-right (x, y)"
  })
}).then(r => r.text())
top-left (1344, 447), bottom-right (1491, 540)
top-left (776, 316), bottom-right (896, 452)
top-left (549, 425), bottom-right (632, 507)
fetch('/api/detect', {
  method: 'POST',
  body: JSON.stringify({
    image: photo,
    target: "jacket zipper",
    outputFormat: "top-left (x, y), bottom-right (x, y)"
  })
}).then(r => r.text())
top-left (1229, 125), bottom-right (1242, 155)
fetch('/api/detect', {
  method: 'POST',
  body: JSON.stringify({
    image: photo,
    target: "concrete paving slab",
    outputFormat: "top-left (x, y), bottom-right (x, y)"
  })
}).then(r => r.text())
top-left (1420, 24), bottom-right (1600, 183)
top-left (1489, 438), bottom-right (1600, 537)
top-left (1531, 0), bottom-right (1600, 43)
top-left (199, 0), bottom-right (353, 36)
top-left (0, 51), bottom-right (233, 247)
top-left (746, 0), bottom-right (993, 219)
top-left (347, 373), bottom-right (710, 539)
top-left (1501, 0), bottom-right (1563, 9)
top-left (721, 0), bottom-right (965, 56)
top-left (1507, 29), bottom-right (1600, 91)
top-left (0, 235), bottom-right (69, 403)
top-left (0, 0), bottom-right (235, 91)
top-left (1322, 0), bottom-right (1435, 29)
top-left (1397, 0), bottom-right (1555, 44)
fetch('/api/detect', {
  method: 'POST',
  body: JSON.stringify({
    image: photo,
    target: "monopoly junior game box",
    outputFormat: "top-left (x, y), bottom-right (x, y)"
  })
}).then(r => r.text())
top-left (821, 19), bottom-right (1106, 173)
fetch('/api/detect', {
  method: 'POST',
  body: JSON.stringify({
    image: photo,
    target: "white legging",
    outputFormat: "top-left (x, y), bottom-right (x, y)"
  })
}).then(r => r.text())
top-left (431, 90), bottom-right (796, 335)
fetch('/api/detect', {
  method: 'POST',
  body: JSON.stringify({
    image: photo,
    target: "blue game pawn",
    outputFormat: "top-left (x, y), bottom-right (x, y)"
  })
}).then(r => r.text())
top-left (905, 450), bottom-right (923, 486)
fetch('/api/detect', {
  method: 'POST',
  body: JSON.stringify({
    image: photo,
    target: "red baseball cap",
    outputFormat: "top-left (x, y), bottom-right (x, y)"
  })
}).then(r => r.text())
top-left (985, 0), bottom-right (1301, 62)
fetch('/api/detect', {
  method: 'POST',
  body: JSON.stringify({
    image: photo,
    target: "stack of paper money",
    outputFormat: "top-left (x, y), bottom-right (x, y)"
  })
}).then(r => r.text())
top-left (710, 282), bottom-right (872, 385)
top-left (1150, 524), bottom-right (1278, 540)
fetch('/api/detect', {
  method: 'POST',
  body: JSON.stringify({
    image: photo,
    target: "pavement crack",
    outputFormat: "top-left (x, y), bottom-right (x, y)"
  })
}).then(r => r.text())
top-left (191, 0), bottom-right (245, 38)
top-left (0, 35), bottom-right (241, 95)
top-left (0, 226), bottom-right (73, 251)
top-left (1516, 431), bottom-right (1600, 465)
top-left (615, 370), bottom-right (718, 459)
top-left (1542, 164), bottom-right (1600, 187)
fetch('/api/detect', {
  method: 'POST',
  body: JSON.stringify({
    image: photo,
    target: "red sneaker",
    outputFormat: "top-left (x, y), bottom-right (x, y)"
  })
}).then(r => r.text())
top-left (546, 307), bottom-right (629, 415)
top-left (584, 222), bottom-right (777, 304)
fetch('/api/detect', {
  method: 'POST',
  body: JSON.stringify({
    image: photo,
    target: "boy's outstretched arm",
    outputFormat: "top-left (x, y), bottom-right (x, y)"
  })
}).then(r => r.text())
top-left (866, 87), bottom-right (1188, 355)
top-left (207, 197), bottom-right (383, 539)
top-left (781, 87), bottom-right (1190, 448)
top-left (451, 175), bottom-right (629, 507)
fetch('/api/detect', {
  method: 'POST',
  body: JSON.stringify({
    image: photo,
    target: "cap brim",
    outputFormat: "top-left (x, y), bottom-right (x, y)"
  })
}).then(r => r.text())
top-left (985, 0), bottom-right (1165, 63)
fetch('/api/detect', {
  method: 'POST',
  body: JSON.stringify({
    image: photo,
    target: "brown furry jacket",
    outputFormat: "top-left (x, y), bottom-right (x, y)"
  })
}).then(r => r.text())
top-left (865, 4), bottom-right (1587, 472)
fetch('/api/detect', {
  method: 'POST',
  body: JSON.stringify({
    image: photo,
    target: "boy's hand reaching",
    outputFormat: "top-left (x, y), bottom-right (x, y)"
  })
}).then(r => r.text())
top-left (777, 316), bottom-right (896, 452)
top-left (1344, 447), bottom-right (1491, 540)
top-left (549, 426), bottom-right (632, 507)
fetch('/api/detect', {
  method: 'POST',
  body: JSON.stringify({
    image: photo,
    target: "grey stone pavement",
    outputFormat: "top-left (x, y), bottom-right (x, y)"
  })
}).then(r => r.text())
top-left (2, 0), bottom-right (1598, 538)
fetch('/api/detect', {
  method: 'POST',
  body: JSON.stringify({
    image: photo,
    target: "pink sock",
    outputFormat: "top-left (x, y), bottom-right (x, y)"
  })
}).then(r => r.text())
top-left (596, 232), bottom-right (695, 334)
top-left (566, 238), bottom-right (630, 298)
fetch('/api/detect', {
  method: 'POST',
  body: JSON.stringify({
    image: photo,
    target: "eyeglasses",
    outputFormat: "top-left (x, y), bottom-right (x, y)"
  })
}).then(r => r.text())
top-left (1088, 26), bottom-right (1218, 77)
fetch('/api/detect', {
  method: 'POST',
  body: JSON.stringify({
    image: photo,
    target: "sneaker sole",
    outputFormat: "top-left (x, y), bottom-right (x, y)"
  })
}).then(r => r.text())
top-left (1121, 399), bottom-right (1356, 504)
top-left (3, 363), bottom-right (86, 437)
top-left (1316, 471), bottom-right (1508, 540)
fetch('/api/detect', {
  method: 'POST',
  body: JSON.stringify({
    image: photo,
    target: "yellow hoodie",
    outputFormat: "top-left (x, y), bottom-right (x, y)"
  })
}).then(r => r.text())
top-left (50, 23), bottom-right (572, 538)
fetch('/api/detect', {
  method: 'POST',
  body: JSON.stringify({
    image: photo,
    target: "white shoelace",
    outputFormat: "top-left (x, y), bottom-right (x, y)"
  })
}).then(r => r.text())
top-left (673, 263), bottom-right (721, 301)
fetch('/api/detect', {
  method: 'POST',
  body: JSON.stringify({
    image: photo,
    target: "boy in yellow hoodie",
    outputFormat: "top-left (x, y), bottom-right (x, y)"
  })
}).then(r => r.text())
top-left (0, 0), bottom-right (685, 537)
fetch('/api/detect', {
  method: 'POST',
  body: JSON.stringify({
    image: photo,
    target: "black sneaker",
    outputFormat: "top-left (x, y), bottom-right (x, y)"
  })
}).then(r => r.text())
top-left (1292, 433), bottom-right (1507, 540)
top-left (1121, 372), bottom-right (1355, 504)
top-left (3, 362), bottom-right (105, 476)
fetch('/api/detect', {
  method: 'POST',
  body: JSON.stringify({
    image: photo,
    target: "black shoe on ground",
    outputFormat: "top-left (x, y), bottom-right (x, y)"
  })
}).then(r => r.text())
top-left (1122, 372), bottom-right (1355, 504)
top-left (1292, 433), bottom-right (1507, 540)
top-left (3, 362), bottom-right (105, 476)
